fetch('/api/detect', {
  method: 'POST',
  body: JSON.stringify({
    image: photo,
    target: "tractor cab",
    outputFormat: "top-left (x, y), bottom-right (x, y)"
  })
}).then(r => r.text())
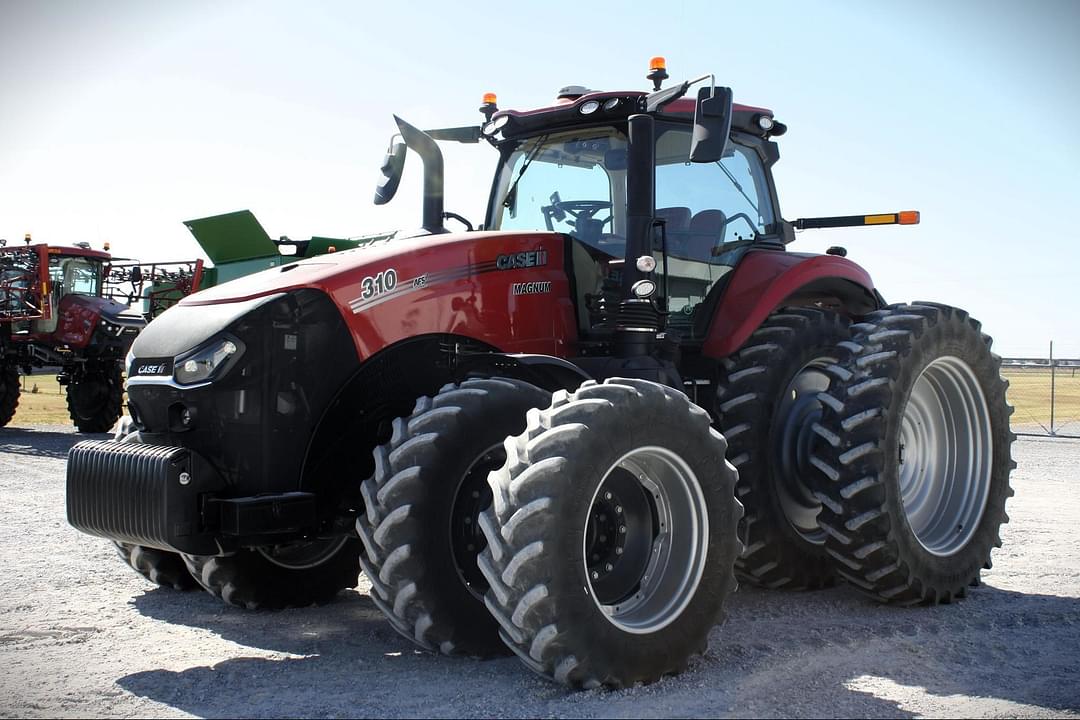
top-left (377, 60), bottom-right (796, 364)
top-left (0, 241), bottom-right (109, 335)
top-left (484, 97), bottom-right (780, 343)
top-left (34, 249), bottom-right (106, 334)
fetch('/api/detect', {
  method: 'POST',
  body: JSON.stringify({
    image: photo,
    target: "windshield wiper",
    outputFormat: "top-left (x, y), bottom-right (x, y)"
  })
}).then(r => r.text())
top-left (715, 160), bottom-right (761, 219)
top-left (502, 135), bottom-right (550, 209)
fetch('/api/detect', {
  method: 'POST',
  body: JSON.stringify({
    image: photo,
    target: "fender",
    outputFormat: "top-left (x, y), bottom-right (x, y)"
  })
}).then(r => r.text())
top-left (702, 249), bottom-right (877, 358)
top-left (455, 352), bottom-right (592, 392)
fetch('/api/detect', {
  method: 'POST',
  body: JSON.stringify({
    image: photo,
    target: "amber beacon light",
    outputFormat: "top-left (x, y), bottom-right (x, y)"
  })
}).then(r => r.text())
top-left (647, 56), bottom-right (669, 90)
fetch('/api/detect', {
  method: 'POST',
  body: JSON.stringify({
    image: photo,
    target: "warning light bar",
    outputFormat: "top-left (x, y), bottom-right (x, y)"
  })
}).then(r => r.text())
top-left (792, 211), bottom-right (920, 230)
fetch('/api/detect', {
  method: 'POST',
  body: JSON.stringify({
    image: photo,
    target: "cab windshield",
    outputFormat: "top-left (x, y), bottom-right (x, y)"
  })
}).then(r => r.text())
top-left (49, 256), bottom-right (103, 297)
top-left (490, 128), bottom-right (629, 258)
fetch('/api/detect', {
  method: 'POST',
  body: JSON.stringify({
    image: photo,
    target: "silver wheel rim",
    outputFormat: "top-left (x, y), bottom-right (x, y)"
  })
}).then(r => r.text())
top-left (257, 537), bottom-right (349, 570)
top-left (772, 357), bottom-right (836, 544)
top-left (899, 356), bottom-right (993, 556)
top-left (585, 446), bottom-right (709, 634)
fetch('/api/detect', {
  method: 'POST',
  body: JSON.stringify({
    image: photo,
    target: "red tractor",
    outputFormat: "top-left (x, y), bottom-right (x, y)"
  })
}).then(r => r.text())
top-left (67, 60), bottom-right (1014, 688)
top-left (0, 237), bottom-right (203, 431)
top-left (1, 239), bottom-right (140, 431)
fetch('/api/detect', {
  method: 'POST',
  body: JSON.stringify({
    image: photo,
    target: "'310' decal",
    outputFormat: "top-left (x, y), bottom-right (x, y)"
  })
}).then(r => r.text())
top-left (360, 268), bottom-right (398, 299)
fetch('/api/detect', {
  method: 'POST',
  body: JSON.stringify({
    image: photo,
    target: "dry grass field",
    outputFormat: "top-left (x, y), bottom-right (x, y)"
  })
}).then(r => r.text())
top-left (1004, 367), bottom-right (1080, 433)
top-left (7, 373), bottom-right (72, 426)
top-left (6, 367), bottom-right (1079, 434)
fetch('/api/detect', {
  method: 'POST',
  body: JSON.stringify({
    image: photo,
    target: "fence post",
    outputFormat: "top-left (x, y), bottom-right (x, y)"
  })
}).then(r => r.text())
top-left (1050, 340), bottom-right (1056, 436)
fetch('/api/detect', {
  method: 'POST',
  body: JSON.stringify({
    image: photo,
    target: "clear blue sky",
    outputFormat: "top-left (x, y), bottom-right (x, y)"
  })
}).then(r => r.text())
top-left (1, 0), bottom-right (1077, 356)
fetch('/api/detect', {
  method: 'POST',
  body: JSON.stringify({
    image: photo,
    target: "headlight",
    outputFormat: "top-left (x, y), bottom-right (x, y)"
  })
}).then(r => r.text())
top-left (174, 336), bottom-right (243, 386)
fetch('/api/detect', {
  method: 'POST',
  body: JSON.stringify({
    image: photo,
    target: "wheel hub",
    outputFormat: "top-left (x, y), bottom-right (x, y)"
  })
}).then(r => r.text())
top-left (449, 445), bottom-right (503, 599)
top-left (585, 446), bottom-right (708, 634)
top-left (586, 468), bottom-right (653, 605)
top-left (772, 359), bottom-right (835, 543)
top-left (258, 536), bottom-right (349, 570)
top-left (899, 356), bottom-right (993, 556)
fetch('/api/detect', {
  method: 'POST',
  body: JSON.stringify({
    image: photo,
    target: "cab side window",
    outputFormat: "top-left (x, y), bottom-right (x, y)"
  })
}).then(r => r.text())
top-left (654, 128), bottom-right (776, 337)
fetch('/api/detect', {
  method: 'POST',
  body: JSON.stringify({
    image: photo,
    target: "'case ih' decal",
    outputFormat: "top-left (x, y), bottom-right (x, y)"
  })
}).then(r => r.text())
top-left (496, 249), bottom-right (548, 270)
top-left (131, 358), bottom-right (174, 376)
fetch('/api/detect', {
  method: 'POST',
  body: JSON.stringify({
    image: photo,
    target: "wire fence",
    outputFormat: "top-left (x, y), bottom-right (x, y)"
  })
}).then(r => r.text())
top-left (1002, 352), bottom-right (1080, 438)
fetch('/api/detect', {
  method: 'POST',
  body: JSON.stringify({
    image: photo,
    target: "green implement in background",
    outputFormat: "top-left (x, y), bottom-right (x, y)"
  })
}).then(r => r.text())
top-left (182, 209), bottom-right (394, 289)
top-left (184, 210), bottom-right (278, 265)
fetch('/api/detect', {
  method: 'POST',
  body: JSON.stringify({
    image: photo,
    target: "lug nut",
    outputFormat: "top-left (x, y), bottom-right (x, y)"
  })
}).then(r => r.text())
top-left (615, 505), bottom-right (623, 514)
top-left (605, 563), bottom-right (613, 572)
top-left (178, 472), bottom-right (191, 486)
top-left (591, 570), bottom-right (600, 580)
top-left (605, 492), bottom-right (613, 500)
top-left (615, 547), bottom-right (624, 555)
top-left (619, 525), bottom-right (627, 534)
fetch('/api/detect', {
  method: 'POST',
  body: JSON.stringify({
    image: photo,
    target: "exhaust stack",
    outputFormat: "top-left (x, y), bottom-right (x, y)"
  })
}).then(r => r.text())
top-left (393, 115), bottom-right (446, 234)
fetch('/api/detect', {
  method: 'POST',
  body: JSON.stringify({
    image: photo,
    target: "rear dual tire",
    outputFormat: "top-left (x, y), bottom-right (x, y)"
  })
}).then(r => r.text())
top-left (182, 539), bottom-right (363, 610)
top-left (111, 427), bottom-right (361, 608)
top-left (114, 542), bottom-right (198, 591)
top-left (716, 307), bottom-right (849, 590)
top-left (812, 303), bottom-right (1015, 604)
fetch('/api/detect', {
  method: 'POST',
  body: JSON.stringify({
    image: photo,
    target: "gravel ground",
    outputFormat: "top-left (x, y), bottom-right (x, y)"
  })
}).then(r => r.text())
top-left (1, 425), bottom-right (1078, 718)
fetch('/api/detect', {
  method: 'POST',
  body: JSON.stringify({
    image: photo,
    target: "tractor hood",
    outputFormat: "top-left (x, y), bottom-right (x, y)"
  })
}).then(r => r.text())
top-left (153, 228), bottom-right (573, 361)
top-left (178, 229), bottom-right (560, 308)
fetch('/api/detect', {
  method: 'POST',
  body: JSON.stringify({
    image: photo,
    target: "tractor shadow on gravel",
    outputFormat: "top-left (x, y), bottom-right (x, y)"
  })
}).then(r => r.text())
top-left (0, 426), bottom-right (102, 459)
top-left (118, 582), bottom-right (1080, 717)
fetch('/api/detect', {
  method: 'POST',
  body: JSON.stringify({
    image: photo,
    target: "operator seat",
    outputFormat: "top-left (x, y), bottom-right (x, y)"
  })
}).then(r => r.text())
top-left (656, 206), bottom-right (691, 232)
top-left (656, 206), bottom-right (692, 258)
top-left (686, 209), bottom-right (726, 261)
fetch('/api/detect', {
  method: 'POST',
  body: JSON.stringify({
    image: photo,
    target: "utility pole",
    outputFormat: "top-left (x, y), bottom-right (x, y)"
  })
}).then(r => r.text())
top-left (1050, 340), bottom-right (1056, 436)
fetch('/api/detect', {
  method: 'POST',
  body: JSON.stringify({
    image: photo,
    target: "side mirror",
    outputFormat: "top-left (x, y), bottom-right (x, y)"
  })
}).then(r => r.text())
top-left (689, 86), bottom-right (733, 164)
top-left (374, 137), bottom-right (407, 205)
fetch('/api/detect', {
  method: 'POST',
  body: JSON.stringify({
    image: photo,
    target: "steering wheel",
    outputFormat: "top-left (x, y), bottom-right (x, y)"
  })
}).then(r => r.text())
top-left (548, 200), bottom-right (613, 229)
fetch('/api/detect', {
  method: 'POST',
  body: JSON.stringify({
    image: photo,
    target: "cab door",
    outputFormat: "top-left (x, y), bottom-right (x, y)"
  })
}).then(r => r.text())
top-left (652, 124), bottom-right (781, 341)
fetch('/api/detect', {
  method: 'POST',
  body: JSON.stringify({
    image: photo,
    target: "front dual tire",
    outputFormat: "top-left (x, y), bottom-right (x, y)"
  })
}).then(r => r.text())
top-left (477, 379), bottom-right (741, 688)
top-left (355, 377), bottom-right (552, 657)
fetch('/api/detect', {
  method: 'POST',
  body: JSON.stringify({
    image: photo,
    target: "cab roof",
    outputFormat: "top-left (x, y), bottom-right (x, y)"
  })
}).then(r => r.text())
top-left (491, 89), bottom-right (779, 141)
